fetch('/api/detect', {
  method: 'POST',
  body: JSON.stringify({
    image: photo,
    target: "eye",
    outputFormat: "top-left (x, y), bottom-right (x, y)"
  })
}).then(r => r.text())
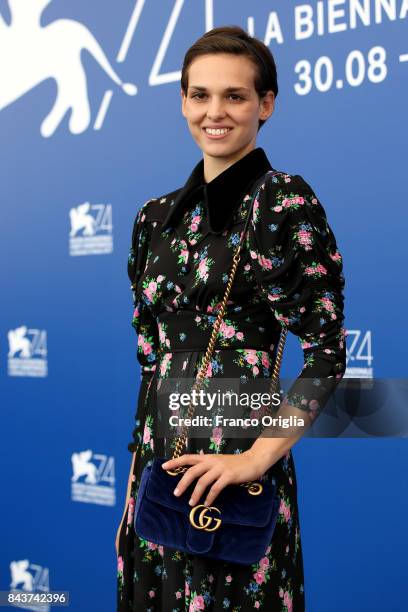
top-left (190, 93), bottom-right (244, 101)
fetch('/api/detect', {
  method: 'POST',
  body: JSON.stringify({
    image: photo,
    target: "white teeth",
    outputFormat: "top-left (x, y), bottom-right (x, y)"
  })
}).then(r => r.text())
top-left (205, 128), bottom-right (231, 135)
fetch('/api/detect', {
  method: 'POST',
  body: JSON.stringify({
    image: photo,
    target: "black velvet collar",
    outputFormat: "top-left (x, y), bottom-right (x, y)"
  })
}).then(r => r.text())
top-left (161, 147), bottom-right (273, 234)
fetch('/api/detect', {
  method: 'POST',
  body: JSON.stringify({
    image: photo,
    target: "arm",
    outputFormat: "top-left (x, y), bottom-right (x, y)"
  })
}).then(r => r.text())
top-left (246, 172), bottom-right (347, 471)
top-left (126, 199), bottom-right (159, 454)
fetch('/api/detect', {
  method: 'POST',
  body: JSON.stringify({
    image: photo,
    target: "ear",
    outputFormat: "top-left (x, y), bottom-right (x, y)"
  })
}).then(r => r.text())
top-left (259, 90), bottom-right (275, 122)
top-left (181, 88), bottom-right (187, 118)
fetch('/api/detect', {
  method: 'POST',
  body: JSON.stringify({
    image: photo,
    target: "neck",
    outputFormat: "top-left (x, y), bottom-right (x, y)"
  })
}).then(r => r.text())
top-left (202, 142), bottom-right (257, 183)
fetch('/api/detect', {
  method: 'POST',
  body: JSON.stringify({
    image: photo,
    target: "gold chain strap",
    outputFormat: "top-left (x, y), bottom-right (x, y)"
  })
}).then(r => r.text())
top-left (165, 171), bottom-right (288, 492)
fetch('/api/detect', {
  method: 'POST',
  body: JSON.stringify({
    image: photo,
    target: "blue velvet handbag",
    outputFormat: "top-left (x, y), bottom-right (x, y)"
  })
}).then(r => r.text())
top-left (133, 171), bottom-right (287, 565)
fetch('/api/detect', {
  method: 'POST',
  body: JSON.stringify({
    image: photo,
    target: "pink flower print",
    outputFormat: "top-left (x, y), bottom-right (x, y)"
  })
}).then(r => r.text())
top-left (143, 424), bottom-right (151, 445)
top-left (279, 498), bottom-right (291, 522)
top-left (255, 602), bottom-right (260, 609)
top-left (311, 197), bottom-right (318, 205)
top-left (158, 545), bottom-right (164, 557)
top-left (330, 250), bottom-right (342, 262)
top-left (148, 280), bottom-right (157, 293)
top-left (261, 353), bottom-right (271, 368)
top-left (176, 591), bottom-right (182, 599)
top-left (117, 555), bottom-right (124, 572)
top-left (158, 325), bottom-right (166, 345)
top-left (208, 574), bottom-right (214, 583)
top-left (195, 316), bottom-right (201, 323)
top-left (147, 541), bottom-right (158, 550)
top-left (283, 196), bottom-right (305, 208)
top-left (297, 229), bottom-right (312, 249)
top-left (190, 595), bottom-right (205, 611)
top-left (126, 497), bottom-right (135, 526)
top-left (133, 305), bottom-right (140, 318)
top-left (321, 296), bottom-right (334, 312)
top-left (305, 263), bottom-right (327, 276)
top-left (225, 575), bottom-right (232, 583)
top-left (309, 399), bottom-right (319, 415)
top-left (244, 263), bottom-right (250, 271)
top-left (143, 341), bottom-right (153, 356)
top-left (279, 587), bottom-right (284, 598)
top-left (220, 321), bottom-right (235, 339)
top-left (157, 275), bottom-right (165, 282)
top-left (236, 332), bottom-right (244, 341)
top-left (185, 581), bottom-right (190, 597)
top-left (284, 590), bottom-right (293, 612)
top-left (259, 557), bottom-right (269, 570)
top-left (250, 250), bottom-right (258, 259)
top-left (192, 214), bottom-right (201, 224)
top-left (143, 288), bottom-right (153, 302)
top-left (273, 205), bottom-right (283, 212)
top-left (148, 590), bottom-right (155, 598)
top-left (253, 365), bottom-right (259, 375)
top-left (245, 350), bottom-right (258, 365)
top-left (198, 258), bottom-right (209, 280)
top-left (265, 545), bottom-right (271, 555)
top-left (267, 291), bottom-right (281, 302)
top-left (190, 238), bottom-right (197, 245)
top-left (211, 427), bottom-right (223, 446)
top-left (258, 254), bottom-right (272, 270)
top-left (181, 249), bottom-right (189, 263)
top-left (205, 360), bottom-right (213, 378)
top-left (254, 570), bottom-right (265, 584)
top-left (190, 223), bottom-right (198, 232)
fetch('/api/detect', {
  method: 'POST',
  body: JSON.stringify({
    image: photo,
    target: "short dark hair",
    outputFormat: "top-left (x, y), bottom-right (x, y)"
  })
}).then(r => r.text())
top-left (181, 25), bottom-right (278, 131)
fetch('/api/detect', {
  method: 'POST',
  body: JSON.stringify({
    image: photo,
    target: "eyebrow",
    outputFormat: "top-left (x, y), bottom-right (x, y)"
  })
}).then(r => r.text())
top-left (189, 86), bottom-right (250, 92)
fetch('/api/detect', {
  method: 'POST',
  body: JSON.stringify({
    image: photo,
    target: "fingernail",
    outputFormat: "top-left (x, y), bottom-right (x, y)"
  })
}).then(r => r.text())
top-left (174, 488), bottom-right (179, 496)
top-left (162, 462), bottom-right (168, 468)
top-left (188, 498), bottom-right (194, 506)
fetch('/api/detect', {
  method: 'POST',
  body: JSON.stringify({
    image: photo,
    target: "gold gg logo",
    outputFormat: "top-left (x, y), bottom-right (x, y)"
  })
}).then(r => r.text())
top-left (189, 504), bottom-right (222, 531)
top-left (240, 482), bottom-right (263, 495)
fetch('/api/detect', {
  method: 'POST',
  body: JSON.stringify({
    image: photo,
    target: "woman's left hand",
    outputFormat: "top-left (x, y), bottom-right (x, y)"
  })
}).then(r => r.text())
top-left (161, 449), bottom-right (270, 508)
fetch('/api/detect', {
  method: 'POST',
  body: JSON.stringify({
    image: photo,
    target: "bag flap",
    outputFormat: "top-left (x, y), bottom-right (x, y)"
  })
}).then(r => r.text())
top-left (186, 521), bottom-right (215, 554)
top-left (145, 458), bottom-right (277, 528)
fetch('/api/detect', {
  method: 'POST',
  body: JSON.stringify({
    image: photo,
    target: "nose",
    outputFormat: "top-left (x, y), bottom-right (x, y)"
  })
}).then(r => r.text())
top-left (206, 96), bottom-right (227, 120)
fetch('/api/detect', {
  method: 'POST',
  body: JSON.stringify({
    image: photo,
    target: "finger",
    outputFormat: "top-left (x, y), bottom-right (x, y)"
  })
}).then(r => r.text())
top-left (173, 463), bottom-right (209, 497)
top-left (188, 468), bottom-right (222, 507)
top-left (202, 475), bottom-right (230, 507)
top-left (162, 454), bottom-right (200, 470)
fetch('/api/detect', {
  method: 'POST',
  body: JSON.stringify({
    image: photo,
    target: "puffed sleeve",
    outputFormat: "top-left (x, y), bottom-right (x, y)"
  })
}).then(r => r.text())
top-left (247, 172), bottom-right (347, 422)
top-left (127, 200), bottom-right (160, 452)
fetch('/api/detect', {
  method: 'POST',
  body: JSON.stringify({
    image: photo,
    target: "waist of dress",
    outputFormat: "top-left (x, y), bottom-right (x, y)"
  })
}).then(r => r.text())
top-left (156, 310), bottom-right (281, 353)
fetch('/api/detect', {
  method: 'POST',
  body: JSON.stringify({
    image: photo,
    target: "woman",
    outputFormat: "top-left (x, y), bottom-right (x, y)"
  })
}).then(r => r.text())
top-left (117, 25), bottom-right (346, 611)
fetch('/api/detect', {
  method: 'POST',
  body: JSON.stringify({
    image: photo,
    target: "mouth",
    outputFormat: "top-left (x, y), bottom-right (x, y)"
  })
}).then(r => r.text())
top-left (202, 127), bottom-right (233, 139)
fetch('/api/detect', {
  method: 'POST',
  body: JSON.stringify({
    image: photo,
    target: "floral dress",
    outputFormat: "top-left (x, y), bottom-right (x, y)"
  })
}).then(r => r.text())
top-left (117, 147), bottom-right (347, 611)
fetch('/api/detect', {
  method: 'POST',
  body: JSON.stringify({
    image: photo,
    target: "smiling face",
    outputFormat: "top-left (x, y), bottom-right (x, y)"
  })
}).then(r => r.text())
top-left (181, 53), bottom-right (275, 168)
